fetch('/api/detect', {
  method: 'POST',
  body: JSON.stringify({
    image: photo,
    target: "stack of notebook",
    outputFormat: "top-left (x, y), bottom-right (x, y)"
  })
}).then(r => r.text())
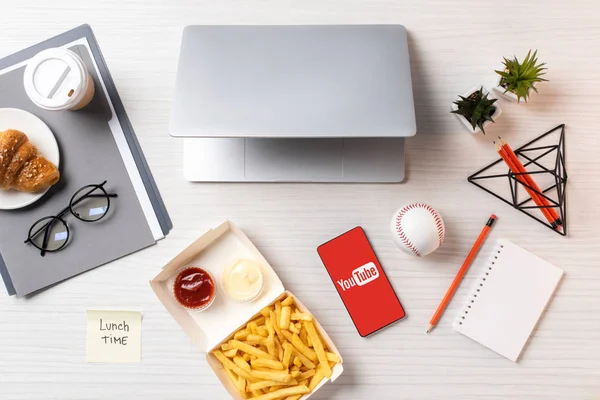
top-left (0, 25), bottom-right (171, 297)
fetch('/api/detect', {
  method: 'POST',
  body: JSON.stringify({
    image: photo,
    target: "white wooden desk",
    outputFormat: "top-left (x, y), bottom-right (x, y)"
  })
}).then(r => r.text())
top-left (1, 1), bottom-right (599, 399)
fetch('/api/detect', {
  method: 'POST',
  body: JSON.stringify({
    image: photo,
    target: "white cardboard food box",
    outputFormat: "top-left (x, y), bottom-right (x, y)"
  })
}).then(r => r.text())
top-left (151, 221), bottom-right (344, 399)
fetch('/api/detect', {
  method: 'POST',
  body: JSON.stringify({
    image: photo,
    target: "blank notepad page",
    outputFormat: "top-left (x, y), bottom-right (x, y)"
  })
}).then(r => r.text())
top-left (454, 239), bottom-right (564, 362)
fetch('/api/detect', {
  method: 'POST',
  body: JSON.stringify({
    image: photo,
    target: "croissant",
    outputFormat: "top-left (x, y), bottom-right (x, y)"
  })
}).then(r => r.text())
top-left (0, 129), bottom-right (60, 193)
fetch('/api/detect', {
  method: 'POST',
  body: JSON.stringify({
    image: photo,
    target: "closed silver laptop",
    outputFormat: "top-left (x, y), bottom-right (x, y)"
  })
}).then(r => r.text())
top-left (170, 25), bottom-right (416, 182)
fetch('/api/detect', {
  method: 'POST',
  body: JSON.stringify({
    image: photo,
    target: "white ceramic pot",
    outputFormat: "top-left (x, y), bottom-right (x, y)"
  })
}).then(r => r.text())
top-left (451, 86), bottom-right (502, 135)
top-left (492, 73), bottom-right (518, 102)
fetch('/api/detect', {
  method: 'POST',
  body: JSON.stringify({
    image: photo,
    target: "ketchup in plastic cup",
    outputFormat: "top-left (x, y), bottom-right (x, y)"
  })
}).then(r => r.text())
top-left (173, 266), bottom-right (216, 311)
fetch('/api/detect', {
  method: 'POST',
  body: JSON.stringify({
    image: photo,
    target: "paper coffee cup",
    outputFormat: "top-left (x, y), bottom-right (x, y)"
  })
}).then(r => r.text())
top-left (23, 48), bottom-right (95, 111)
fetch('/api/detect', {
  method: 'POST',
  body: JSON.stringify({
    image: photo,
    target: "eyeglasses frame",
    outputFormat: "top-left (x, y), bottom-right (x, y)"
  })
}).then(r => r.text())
top-left (24, 181), bottom-right (118, 256)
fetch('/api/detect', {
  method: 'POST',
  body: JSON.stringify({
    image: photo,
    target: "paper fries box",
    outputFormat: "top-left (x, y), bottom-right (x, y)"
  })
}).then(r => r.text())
top-left (151, 221), bottom-right (343, 399)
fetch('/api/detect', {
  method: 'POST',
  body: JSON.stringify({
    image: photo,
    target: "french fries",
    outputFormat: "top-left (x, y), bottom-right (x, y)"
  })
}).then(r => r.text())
top-left (234, 355), bottom-right (252, 372)
top-left (224, 366), bottom-right (238, 386)
top-left (275, 302), bottom-right (282, 325)
top-left (212, 295), bottom-right (341, 399)
top-left (214, 350), bottom-right (254, 380)
top-left (223, 348), bottom-right (238, 358)
top-left (229, 340), bottom-right (277, 361)
top-left (252, 385), bottom-right (310, 400)
top-left (250, 369), bottom-right (292, 383)
top-left (299, 326), bottom-right (308, 347)
top-left (246, 334), bottom-right (268, 346)
top-left (251, 358), bottom-right (284, 370)
top-left (288, 323), bottom-right (300, 334)
top-left (269, 310), bottom-right (284, 343)
top-left (326, 352), bottom-right (341, 363)
top-left (266, 336), bottom-right (276, 358)
top-left (237, 376), bottom-right (247, 394)
top-left (274, 336), bottom-right (283, 361)
top-left (248, 321), bottom-right (259, 335)
top-left (235, 329), bottom-right (250, 340)
top-left (291, 333), bottom-right (317, 362)
top-left (292, 356), bottom-right (303, 368)
top-left (281, 342), bottom-right (293, 369)
top-left (297, 369), bottom-right (315, 381)
top-left (281, 295), bottom-right (294, 307)
top-left (305, 321), bottom-right (331, 378)
top-left (291, 347), bottom-right (316, 369)
top-left (291, 312), bottom-right (312, 322)
top-left (265, 317), bottom-right (275, 337)
top-left (309, 368), bottom-right (324, 391)
top-left (248, 379), bottom-right (298, 391)
top-left (279, 306), bottom-right (291, 330)
top-left (257, 325), bottom-right (269, 337)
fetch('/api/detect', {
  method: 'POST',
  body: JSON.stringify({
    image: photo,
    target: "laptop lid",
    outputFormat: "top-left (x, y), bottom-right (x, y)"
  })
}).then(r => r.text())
top-left (170, 25), bottom-right (416, 138)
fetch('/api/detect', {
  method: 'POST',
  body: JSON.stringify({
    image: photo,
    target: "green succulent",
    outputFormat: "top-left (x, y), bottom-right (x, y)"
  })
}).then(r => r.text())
top-left (495, 50), bottom-right (548, 103)
top-left (451, 87), bottom-right (497, 134)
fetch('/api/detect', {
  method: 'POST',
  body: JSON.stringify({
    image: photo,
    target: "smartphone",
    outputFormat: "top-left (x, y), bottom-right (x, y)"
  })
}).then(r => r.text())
top-left (317, 227), bottom-right (406, 337)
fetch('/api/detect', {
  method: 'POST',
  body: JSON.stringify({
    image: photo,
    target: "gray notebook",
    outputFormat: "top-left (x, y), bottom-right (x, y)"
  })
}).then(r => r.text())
top-left (0, 25), bottom-right (171, 296)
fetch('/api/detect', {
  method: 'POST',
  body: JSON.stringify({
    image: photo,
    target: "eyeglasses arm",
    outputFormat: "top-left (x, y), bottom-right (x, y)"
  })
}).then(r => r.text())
top-left (39, 220), bottom-right (54, 257)
top-left (86, 193), bottom-right (118, 198)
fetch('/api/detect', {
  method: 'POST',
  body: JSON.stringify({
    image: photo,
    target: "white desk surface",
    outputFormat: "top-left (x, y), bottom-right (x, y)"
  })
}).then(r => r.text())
top-left (1, 1), bottom-right (599, 399)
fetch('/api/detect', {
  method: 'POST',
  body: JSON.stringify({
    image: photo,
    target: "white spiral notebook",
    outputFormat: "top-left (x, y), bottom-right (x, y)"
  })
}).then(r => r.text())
top-left (453, 239), bottom-right (564, 362)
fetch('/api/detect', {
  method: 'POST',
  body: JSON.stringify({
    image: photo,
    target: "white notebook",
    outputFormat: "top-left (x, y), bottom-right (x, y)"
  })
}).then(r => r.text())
top-left (453, 239), bottom-right (564, 362)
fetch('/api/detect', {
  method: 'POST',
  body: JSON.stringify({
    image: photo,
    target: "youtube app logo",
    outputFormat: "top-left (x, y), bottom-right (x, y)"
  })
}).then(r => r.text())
top-left (336, 262), bottom-right (379, 291)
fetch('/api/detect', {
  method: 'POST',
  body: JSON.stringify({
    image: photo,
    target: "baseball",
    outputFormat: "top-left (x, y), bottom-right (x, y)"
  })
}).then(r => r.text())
top-left (390, 203), bottom-right (445, 257)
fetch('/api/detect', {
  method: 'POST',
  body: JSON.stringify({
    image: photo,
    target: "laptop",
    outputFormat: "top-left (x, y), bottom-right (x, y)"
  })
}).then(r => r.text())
top-left (170, 25), bottom-right (416, 182)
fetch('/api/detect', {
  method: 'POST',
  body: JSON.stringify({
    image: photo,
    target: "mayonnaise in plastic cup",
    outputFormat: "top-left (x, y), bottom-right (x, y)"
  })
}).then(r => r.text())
top-left (23, 48), bottom-right (95, 111)
top-left (221, 259), bottom-right (265, 303)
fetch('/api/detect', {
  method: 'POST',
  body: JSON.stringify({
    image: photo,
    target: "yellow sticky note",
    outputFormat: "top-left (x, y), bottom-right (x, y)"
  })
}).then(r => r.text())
top-left (86, 310), bottom-right (142, 363)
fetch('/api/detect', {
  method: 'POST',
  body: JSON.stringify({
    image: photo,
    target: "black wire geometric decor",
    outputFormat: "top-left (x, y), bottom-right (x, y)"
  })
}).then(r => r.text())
top-left (468, 124), bottom-right (567, 236)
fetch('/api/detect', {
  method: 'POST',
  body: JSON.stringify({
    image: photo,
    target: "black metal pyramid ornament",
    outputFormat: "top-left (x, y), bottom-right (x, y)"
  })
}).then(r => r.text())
top-left (468, 124), bottom-right (567, 236)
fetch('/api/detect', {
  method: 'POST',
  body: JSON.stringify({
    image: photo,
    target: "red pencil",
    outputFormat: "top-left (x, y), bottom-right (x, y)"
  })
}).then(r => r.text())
top-left (427, 214), bottom-right (497, 334)
top-left (495, 143), bottom-right (557, 228)
top-left (498, 138), bottom-right (562, 227)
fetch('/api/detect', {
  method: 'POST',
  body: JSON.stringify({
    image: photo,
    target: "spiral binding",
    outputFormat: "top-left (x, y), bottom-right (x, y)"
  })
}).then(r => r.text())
top-left (456, 241), bottom-right (505, 327)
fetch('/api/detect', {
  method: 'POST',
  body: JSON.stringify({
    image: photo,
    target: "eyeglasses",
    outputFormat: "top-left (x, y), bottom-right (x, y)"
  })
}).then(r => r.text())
top-left (25, 181), bottom-right (118, 256)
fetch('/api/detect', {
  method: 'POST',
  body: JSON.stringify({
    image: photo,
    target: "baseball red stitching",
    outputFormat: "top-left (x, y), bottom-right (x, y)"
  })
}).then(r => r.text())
top-left (395, 204), bottom-right (421, 257)
top-left (395, 203), bottom-right (445, 256)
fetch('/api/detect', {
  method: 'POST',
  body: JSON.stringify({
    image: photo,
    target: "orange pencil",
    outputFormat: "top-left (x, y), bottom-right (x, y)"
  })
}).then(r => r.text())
top-left (498, 138), bottom-right (562, 227)
top-left (427, 214), bottom-right (497, 334)
top-left (495, 143), bottom-right (557, 228)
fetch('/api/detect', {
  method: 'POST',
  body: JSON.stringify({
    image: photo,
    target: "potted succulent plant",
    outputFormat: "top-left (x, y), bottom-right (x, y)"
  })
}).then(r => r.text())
top-left (451, 86), bottom-right (501, 135)
top-left (493, 50), bottom-right (547, 102)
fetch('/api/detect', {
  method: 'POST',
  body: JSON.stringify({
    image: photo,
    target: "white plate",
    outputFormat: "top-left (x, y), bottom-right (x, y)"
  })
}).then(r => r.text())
top-left (0, 108), bottom-right (60, 210)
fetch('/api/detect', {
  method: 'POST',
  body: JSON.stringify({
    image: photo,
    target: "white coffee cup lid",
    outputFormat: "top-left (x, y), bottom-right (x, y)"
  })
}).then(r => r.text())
top-left (23, 48), bottom-right (88, 111)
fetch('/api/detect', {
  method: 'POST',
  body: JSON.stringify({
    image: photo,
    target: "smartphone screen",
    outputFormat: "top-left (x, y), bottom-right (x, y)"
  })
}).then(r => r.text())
top-left (317, 227), bottom-right (406, 336)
